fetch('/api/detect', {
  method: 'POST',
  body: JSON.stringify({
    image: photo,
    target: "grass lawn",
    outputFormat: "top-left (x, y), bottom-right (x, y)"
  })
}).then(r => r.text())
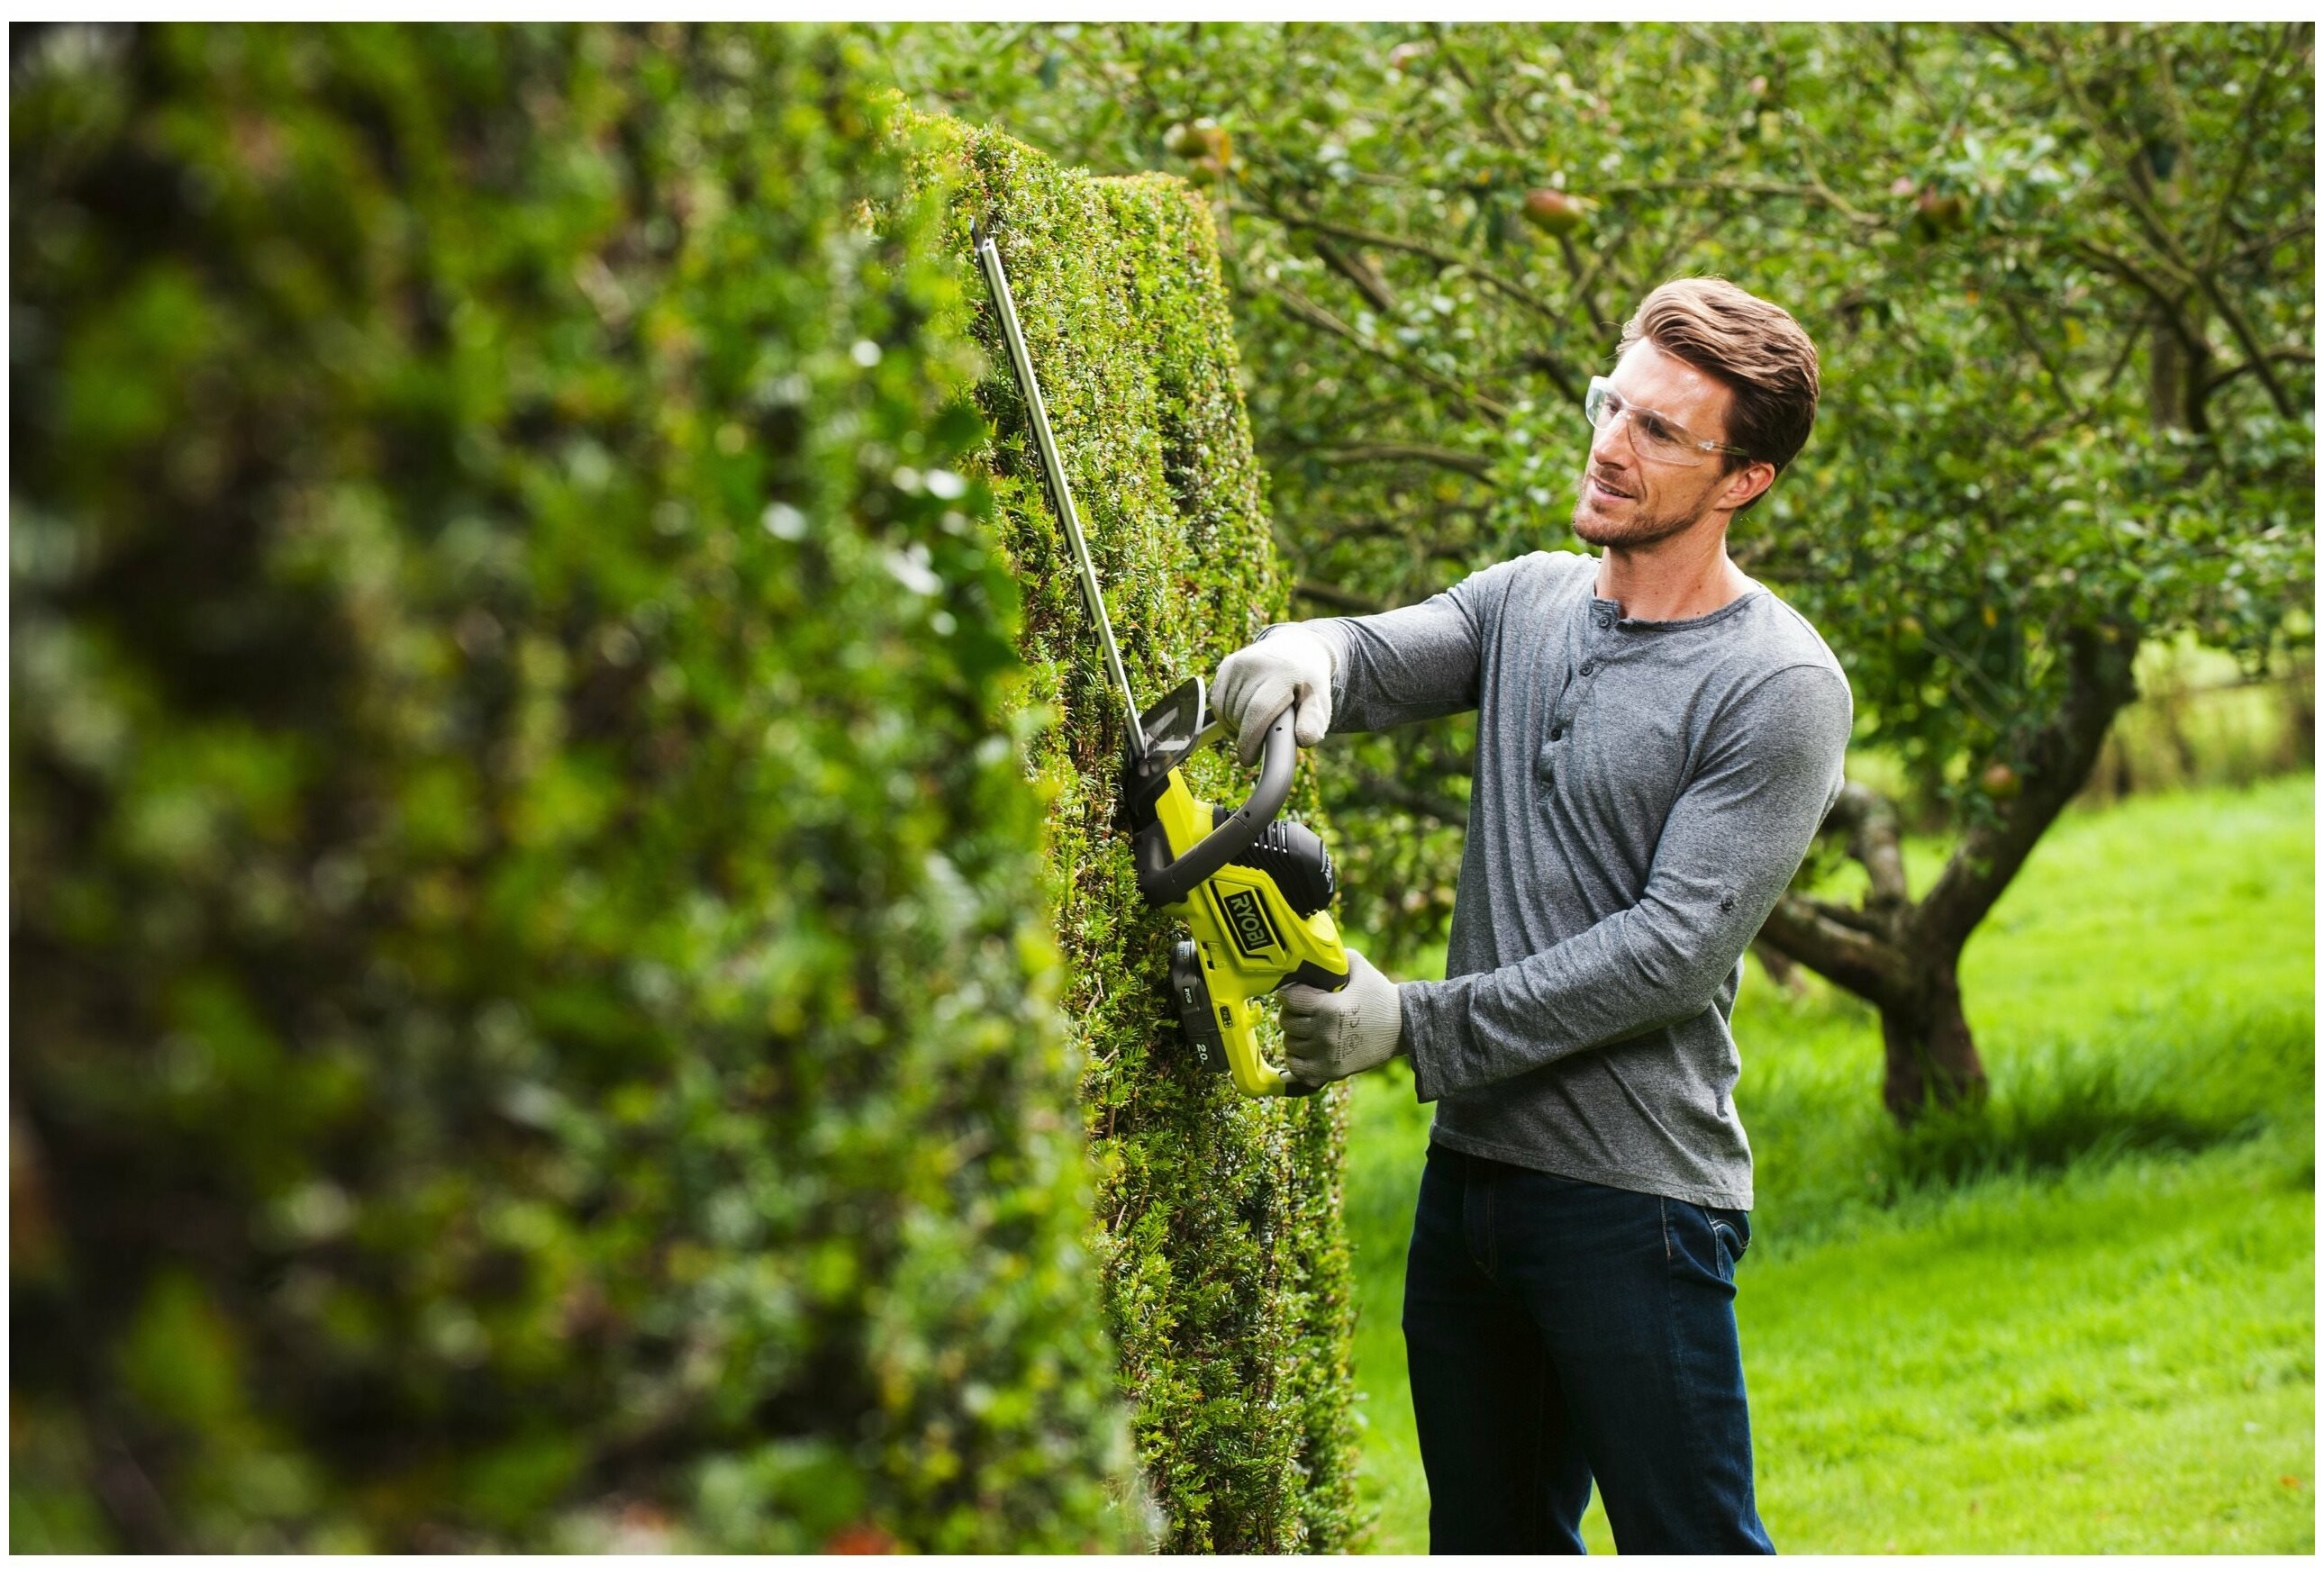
top-left (1339, 774), bottom-right (2315, 1553)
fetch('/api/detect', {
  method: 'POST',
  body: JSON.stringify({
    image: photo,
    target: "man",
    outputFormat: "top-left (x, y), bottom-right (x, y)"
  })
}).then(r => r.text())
top-left (1212, 278), bottom-right (1848, 1554)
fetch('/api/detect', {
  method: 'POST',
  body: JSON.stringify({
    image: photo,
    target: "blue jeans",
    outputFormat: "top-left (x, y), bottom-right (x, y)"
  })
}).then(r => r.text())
top-left (1402, 1144), bottom-right (1775, 1554)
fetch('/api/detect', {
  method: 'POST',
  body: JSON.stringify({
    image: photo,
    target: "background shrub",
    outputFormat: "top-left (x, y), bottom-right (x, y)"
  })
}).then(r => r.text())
top-left (12, 23), bottom-right (1138, 1553)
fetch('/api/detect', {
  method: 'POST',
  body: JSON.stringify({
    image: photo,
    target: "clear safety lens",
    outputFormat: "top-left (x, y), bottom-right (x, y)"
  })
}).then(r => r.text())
top-left (1584, 376), bottom-right (1726, 467)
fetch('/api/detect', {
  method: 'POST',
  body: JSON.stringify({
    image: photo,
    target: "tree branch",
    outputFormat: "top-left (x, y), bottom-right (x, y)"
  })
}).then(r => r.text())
top-left (2198, 21), bottom-right (2302, 277)
top-left (1802, 893), bottom-right (1890, 937)
top-left (1595, 176), bottom-right (1883, 229)
top-left (1308, 231), bottom-right (1398, 317)
top-left (1564, 205), bottom-right (1639, 350)
top-left (1639, 208), bottom-right (1731, 305)
top-left (1348, 767), bottom-right (1469, 829)
top-left (1257, 279), bottom-right (1512, 422)
top-left (1756, 892), bottom-right (1911, 1007)
top-left (2041, 32), bottom-right (2299, 418)
top-left (1998, 289), bottom-right (2083, 421)
top-left (2069, 240), bottom-right (2209, 361)
top-left (2159, 256), bottom-right (2292, 421)
top-left (1434, 34), bottom-right (1527, 153)
top-left (1555, 230), bottom-right (1605, 337)
top-left (1232, 198), bottom-right (1587, 401)
top-left (1972, 20), bottom-right (2044, 73)
top-left (1306, 440), bottom-right (1496, 479)
top-left (2227, 218), bottom-right (2314, 269)
top-left (1823, 780), bottom-right (1911, 912)
top-left (2093, 312), bottom-right (2146, 402)
top-left (1748, 776), bottom-right (1914, 1004)
top-left (1915, 622), bottom-right (2141, 951)
top-left (1294, 579), bottom-right (1390, 614)
top-left (2203, 344), bottom-right (2313, 397)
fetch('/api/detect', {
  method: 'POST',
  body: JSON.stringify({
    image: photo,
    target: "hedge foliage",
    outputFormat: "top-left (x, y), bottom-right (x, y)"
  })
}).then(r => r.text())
top-left (12, 23), bottom-right (1139, 1553)
top-left (909, 114), bottom-right (1361, 1553)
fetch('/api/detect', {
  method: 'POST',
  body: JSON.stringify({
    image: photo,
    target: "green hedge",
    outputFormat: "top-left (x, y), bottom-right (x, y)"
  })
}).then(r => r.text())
top-left (909, 116), bottom-right (1361, 1553)
top-left (11, 23), bottom-right (1135, 1553)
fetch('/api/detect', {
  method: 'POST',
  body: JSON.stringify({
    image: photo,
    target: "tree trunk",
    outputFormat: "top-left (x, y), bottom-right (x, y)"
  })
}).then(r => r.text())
top-left (1757, 621), bottom-right (2139, 1125)
top-left (1761, 888), bottom-right (1993, 1126)
top-left (1748, 937), bottom-right (1805, 998)
top-left (1877, 955), bottom-right (1986, 1121)
top-left (1759, 888), bottom-right (1993, 1125)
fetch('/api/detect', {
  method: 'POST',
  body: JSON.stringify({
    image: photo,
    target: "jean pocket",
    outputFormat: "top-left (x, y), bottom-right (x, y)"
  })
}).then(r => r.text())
top-left (1709, 1209), bottom-right (1751, 1266)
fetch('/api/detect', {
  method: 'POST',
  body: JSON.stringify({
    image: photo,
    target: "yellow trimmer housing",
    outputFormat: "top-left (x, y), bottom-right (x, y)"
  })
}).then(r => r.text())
top-left (1130, 681), bottom-right (1350, 1099)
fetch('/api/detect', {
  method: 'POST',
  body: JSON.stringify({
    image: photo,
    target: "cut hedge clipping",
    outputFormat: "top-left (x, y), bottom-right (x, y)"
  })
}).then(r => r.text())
top-left (13, 22), bottom-right (1358, 1555)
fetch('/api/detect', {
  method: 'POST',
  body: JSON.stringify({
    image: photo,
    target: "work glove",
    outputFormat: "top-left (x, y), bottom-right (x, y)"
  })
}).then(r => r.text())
top-left (1213, 624), bottom-right (1336, 766)
top-left (1281, 948), bottom-right (1403, 1087)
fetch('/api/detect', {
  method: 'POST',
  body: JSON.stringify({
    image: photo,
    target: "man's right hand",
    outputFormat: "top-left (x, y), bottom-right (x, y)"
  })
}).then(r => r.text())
top-left (1213, 625), bottom-right (1336, 765)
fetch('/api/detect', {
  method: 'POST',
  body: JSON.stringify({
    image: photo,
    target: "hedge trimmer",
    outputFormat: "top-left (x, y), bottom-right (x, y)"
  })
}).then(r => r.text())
top-left (973, 219), bottom-right (1349, 1099)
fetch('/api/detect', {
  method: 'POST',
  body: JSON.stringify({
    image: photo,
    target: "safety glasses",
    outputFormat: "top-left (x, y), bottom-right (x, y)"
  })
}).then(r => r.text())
top-left (1584, 376), bottom-right (1750, 468)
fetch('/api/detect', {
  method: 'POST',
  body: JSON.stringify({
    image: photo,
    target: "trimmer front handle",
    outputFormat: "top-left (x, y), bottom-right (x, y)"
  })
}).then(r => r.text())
top-left (1134, 707), bottom-right (1295, 907)
top-left (1121, 678), bottom-right (1349, 1099)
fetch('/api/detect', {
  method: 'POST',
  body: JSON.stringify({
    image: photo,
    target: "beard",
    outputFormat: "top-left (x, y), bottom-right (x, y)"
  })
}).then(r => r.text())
top-left (1569, 467), bottom-right (1723, 548)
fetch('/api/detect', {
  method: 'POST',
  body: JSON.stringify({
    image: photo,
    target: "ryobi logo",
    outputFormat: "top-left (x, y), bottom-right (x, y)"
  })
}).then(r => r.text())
top-left (1221, 888), bottom-right (1281, 958)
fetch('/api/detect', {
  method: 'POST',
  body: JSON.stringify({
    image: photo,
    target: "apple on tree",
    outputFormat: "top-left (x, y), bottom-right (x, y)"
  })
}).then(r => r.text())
top-left (1522, 186), bottom-right (1591, 235)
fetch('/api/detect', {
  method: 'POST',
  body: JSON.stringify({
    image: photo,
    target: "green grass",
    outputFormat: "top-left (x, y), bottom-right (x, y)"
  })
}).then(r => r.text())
top-left (1747, 1141), bottom-right (2312, 1553)
top-left (1340, 774), bottom-right (2315, 1553)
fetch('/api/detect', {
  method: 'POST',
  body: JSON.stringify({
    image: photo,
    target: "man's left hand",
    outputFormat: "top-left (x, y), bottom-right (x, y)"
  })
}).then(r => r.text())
top-left (1281, 948), bottom-right (1403, 1086)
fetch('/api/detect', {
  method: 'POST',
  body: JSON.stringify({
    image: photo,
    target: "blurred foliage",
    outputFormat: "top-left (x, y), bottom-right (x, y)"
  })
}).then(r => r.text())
top-left (2081, 636), bottom-right (2312, 803)
top-left (878, 20), bottom-right (2313, 963)
top-left (900, 113), bottom-right (1360, 1553)
top-left (11, 23), bottom-right (1148, 1553)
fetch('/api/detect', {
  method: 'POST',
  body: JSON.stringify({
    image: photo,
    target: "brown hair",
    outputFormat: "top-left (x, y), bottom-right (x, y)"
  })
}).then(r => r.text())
top-left (1616, 277), bottom-right (1820, 512)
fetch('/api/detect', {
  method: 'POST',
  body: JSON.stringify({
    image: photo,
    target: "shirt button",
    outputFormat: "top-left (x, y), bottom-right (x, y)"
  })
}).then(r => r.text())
top-left (1549, 727), bottom-right (1564, 741)
top-left (1580, 661), bottom-right (1596, 676)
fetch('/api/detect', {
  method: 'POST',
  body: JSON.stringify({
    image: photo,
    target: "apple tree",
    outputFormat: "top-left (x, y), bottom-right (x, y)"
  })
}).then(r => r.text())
top-left (883, 22), bottom-right (2314, 1119)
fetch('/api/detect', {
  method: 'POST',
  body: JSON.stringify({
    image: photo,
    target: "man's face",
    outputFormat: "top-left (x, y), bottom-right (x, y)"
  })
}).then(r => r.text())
top-left (1570, 340), bottom-right (1748, 549)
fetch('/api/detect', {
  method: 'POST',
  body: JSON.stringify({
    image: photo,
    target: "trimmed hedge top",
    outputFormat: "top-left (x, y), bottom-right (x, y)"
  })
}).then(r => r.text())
top-left (906, 113), bottom-right (1360, 1553)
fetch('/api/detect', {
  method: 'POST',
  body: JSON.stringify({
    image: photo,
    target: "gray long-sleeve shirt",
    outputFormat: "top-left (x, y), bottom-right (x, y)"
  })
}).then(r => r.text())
top-left (1307, 549), bottom-right (1851, 1209)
